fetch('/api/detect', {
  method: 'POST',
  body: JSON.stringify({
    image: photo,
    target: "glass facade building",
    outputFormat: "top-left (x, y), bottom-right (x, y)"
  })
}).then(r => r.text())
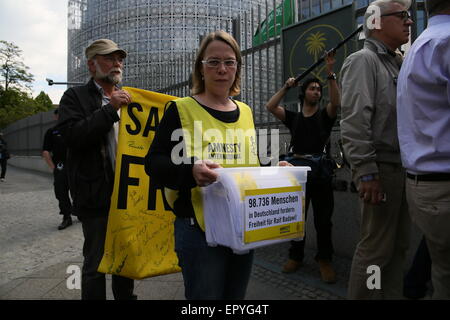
top-left (68, 0), bottom-right (270, 91)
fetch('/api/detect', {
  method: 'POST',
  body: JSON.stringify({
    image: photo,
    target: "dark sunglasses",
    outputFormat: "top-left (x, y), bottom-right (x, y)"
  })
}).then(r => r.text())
top-left (381, 10), bottom-right (411, 21)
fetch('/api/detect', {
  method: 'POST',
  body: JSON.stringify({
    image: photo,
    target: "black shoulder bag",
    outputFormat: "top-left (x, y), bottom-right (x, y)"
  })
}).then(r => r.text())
top-left (286, 111), bottom-right (336, 183)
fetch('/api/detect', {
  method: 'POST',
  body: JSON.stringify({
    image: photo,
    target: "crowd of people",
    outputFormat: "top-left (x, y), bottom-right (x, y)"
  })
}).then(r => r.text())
top-left (2, 0), bottom-right (446, 301)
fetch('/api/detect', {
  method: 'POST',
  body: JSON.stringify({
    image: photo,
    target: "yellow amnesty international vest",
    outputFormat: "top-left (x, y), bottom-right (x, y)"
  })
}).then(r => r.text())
top-left (165, 96), bottom-right (259, 231)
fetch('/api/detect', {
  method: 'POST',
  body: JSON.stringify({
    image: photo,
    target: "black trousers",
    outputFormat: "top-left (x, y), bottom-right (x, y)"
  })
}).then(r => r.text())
top-left (0, 158), bottom-right (7, 179)
top-left (53, 167), bottom-right (72, 217)
top-left (288, 178), bottom-right (334, 262)
top-left (81, 215), bottom-right (135, 300)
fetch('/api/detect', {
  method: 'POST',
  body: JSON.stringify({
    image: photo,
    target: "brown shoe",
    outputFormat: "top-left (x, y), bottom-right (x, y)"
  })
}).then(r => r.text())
top-left (282, 259), bottom-right (302, 273)
top-left (318, 260), bottom-right (336, 283)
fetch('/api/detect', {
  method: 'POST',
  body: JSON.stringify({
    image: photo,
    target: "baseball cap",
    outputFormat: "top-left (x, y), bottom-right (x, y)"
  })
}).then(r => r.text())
top-left (85, 39), bottom-right (127, 60)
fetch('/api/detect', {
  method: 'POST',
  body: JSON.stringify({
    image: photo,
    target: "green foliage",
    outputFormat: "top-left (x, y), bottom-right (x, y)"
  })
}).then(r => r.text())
top-left (1, 40), bottom-right (34, 92)
top-left (0, 88), bottom-right (53, 129)
top-left (34, 91), bottom-right (53, 112)
top-left (0, 41), bottom-right (53, 129)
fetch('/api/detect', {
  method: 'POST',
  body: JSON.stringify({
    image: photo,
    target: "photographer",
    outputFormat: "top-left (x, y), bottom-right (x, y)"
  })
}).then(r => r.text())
top-left (265, 51), bottom-right (340, 283)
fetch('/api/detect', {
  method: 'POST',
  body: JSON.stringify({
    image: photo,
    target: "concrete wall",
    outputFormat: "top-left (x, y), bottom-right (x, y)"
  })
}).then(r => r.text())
top-left (3, 110), bottom-right (55, 157)
top-left (8, 156), bottom-right (53, 175)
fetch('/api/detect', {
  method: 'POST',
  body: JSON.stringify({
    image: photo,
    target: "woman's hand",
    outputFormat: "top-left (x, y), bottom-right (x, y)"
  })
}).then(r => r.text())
top-left (192, 160), bottom-right (222, 187)
top-left (277, 161), bottom-right (293, 167)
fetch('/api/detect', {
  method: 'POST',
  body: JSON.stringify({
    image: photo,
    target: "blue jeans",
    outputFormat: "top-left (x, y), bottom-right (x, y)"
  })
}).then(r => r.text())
top-left (174, 217), bottom-right (254, 300)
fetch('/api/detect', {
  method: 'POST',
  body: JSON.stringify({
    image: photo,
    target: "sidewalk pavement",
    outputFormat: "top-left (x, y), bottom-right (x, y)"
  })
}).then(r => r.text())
top-left (0, 165), bottom-right (350, 300)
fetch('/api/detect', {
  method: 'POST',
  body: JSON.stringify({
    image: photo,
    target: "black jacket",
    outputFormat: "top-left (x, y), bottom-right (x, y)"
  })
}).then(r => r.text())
top-left (57, 79), bottom-right (120, 218)
top-left (0, 137), bottom-right (9, 159)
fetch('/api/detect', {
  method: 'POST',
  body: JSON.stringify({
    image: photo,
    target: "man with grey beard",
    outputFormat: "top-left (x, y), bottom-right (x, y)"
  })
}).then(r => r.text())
top-left (57, 39), bottom-right (135, 300)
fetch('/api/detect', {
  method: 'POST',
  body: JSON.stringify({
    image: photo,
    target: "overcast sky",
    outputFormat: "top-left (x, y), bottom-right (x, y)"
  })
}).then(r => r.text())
top-left (0, 0), bottom-right (68, 104)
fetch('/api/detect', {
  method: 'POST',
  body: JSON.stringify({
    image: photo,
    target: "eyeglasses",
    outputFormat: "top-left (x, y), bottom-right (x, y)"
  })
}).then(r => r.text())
top-left (99, 55), bottom-right (124, 64)
top-left (201, 59), bottom-right (238, 68)
top-left (381, 10), bottom-right (411, 22)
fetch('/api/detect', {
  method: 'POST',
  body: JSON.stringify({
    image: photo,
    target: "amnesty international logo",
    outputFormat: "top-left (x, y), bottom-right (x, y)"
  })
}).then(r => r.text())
top-left (288, 24), bottom-right (348, 87)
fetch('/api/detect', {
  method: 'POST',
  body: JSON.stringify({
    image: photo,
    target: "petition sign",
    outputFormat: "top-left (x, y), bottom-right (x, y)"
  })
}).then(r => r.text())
top-left (244, 186), bottom-right (304, 243)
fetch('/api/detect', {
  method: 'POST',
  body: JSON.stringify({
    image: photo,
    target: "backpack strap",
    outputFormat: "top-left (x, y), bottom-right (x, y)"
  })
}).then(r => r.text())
top-left (288, 111), bottom-right (300, 153)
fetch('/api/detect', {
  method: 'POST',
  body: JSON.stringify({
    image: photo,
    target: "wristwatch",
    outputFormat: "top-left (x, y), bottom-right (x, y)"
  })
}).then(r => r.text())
top-left (360, 174), bottom-right (376, 182)
top-left (327, 73), bottom-right (337, 80)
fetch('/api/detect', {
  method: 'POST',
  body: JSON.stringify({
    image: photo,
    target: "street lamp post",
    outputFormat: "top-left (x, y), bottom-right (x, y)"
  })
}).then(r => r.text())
top-left (46, 78), bottom-right (84, 86)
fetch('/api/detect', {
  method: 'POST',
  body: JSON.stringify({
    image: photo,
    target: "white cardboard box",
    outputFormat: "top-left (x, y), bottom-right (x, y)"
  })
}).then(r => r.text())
top-left (202, 166), bottom-right (310, 254)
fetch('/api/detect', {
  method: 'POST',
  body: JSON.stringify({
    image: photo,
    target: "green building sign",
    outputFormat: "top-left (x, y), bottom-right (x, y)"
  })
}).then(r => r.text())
top-left (253, 0), bottom-right (295, 47)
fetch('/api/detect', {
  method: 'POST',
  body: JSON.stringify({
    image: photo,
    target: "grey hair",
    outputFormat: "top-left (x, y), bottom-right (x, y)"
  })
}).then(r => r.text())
top-left (364, 0), bottom-right (412, 37)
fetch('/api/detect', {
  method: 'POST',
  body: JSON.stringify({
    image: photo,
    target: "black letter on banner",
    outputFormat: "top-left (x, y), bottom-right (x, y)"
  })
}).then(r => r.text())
top-left (148, 182), bottom-right (172, 211)
top-left (118, 155), bottom-right (144, 209)
top-left (126, 103), bottom-right (142, 136)
top-left (143, 107), bottom-right (160, 137)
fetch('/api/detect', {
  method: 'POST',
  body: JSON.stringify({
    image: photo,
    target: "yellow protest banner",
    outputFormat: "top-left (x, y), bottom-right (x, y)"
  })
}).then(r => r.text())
top-left (98, 87), bottom-right (181, 279)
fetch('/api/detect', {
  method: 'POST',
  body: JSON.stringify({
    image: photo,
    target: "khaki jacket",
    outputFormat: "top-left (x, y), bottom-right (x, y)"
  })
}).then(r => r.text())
top-left (339, 38), bottom-right (403, 181)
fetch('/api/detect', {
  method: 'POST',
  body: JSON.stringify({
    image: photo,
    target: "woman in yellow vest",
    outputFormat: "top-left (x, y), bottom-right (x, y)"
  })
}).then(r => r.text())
top-left (145, 30), bottom-right (260, 299)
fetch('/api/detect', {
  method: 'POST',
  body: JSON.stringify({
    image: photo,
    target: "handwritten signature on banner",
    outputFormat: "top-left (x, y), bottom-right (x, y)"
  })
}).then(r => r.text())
top-left (98, 87), bottom-right (181, 279)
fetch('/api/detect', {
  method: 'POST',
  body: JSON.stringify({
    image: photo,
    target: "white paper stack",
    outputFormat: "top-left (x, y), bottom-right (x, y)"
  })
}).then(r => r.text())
top-left (202, 166), bottom-right (310, 254)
